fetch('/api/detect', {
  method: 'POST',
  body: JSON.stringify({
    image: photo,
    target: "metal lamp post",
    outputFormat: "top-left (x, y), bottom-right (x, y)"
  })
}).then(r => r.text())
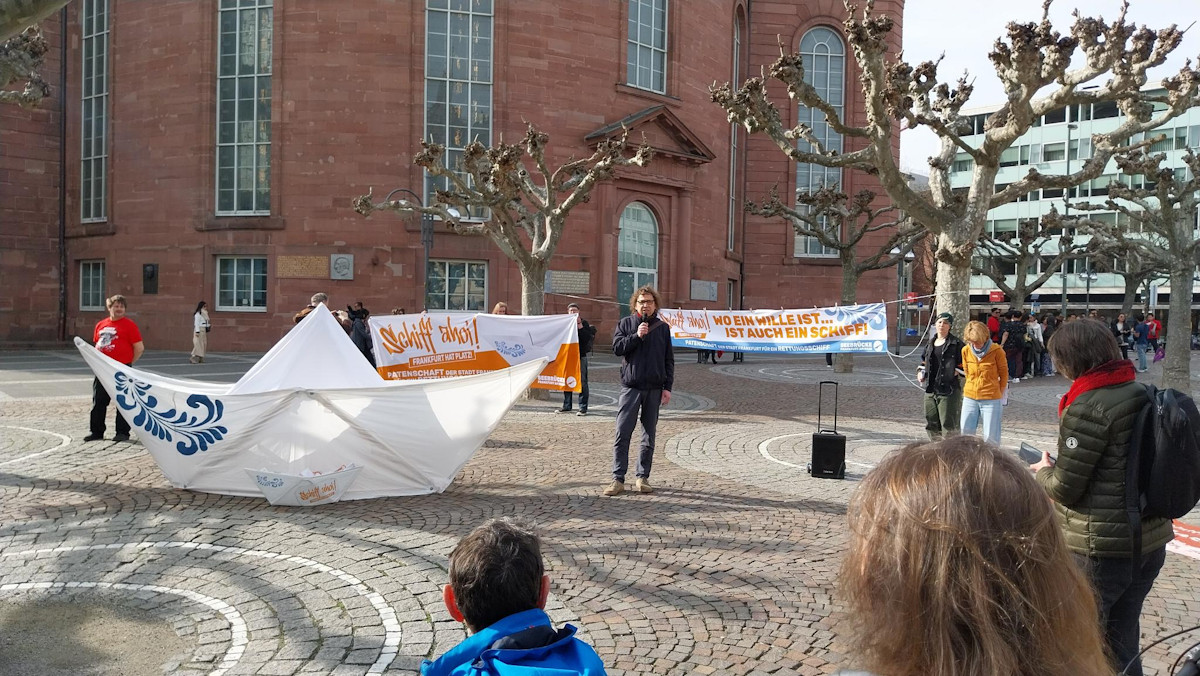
top-left (382, 188), bottom-right (435, 307)
top-left (1060, 122), bottom-right (1078, 315)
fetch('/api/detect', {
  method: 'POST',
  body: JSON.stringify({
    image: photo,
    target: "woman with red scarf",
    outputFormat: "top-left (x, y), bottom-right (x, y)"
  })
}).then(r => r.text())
top-left (1032, 319), bottom-right (1173, 676)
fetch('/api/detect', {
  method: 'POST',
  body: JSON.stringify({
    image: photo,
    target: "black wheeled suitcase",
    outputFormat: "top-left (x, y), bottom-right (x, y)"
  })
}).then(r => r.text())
top-left (809, 380), bottom-right (846, 479)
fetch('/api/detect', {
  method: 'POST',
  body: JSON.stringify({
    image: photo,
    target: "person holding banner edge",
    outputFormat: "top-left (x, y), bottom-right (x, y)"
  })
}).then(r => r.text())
top-left (605, 286), bottom-right (673, 497)
top-left (918, 313), bottom-right (965, 440)
top-left (558, 303), bottom-right (596, 416)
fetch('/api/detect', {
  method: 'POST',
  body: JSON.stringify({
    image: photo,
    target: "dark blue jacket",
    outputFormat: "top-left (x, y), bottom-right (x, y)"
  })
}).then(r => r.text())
top-left (1133, 321), bottom-right (1150, 346)
top-left (612, 312), bottom-right (674, 391)
top-left (420, 608), bottom-right (606, 676)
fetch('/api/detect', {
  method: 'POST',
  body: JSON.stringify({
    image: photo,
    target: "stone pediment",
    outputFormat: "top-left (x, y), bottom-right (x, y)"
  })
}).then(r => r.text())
top-left (585, 105), bottom-right (716, 165)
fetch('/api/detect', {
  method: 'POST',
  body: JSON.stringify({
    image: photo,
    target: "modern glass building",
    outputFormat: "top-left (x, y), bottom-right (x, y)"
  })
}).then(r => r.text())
top-left (949, 95), bottom-right (1200, 318)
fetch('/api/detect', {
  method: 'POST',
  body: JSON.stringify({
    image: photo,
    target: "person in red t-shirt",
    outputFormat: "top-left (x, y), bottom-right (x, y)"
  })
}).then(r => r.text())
top-left (85, 295), bottom-right (145, 442)
top-left (1146, 312), bottom-right (1162, 352)
top-left (987, 307), bottom-right (1002, 343)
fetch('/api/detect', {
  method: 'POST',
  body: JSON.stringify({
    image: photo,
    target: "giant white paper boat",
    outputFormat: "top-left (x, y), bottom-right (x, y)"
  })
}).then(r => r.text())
top-left (76, 305), bottom-right (544, 500)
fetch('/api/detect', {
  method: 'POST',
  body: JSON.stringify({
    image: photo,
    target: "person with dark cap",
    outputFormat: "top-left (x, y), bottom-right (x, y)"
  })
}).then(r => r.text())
top-left (917, 312), bottom-right (965, 440)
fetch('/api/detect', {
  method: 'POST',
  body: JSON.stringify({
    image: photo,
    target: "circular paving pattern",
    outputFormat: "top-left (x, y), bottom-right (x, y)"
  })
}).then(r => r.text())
top-left (510, 383), bottom-right (715, 418)
top-left (666, 419), bottom-right (1061, 497)
top-left (711, 361), bottom-right (923, 388)
top-left (3, 350), bottom-right (1200, 676)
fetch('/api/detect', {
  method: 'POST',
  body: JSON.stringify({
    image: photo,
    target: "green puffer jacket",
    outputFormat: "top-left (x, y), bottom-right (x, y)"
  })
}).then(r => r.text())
top-left (1036, 380), bottom-right (1174, 557)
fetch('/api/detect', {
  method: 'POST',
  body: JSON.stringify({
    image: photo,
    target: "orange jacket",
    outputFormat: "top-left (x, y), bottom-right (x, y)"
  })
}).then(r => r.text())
top-left (961, 342), bottom-right (1008, 400)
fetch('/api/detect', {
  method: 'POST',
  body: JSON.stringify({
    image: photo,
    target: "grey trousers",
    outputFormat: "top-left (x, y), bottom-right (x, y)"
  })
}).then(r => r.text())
top-left (612, 386), bottom-right (662, 482)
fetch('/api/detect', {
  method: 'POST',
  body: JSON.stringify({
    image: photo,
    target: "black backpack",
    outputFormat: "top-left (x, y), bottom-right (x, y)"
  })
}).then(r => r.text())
top-left (1130, 385), bottom-right (1200, 519)
top-left (1125, 385), bottom-right (1200, 558)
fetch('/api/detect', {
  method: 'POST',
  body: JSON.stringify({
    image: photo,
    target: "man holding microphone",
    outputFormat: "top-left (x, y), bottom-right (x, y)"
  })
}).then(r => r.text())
top-left (605, 286), bottom-right (674, 496)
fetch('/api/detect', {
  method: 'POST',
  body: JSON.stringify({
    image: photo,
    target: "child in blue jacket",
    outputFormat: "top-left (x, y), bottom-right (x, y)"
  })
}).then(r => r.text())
top-left (421, 518), bottom-right (607, 676)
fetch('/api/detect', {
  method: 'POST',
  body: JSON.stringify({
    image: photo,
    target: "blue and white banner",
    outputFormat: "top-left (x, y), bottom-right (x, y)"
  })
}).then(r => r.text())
top-left (657, 303), bottom-right (889, 354)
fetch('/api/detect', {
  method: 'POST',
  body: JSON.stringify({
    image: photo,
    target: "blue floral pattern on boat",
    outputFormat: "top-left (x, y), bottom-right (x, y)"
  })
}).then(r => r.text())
top-left (114, 371), bottom-right (228, 456)
top-left (818, 303), bottom-right (887, 330)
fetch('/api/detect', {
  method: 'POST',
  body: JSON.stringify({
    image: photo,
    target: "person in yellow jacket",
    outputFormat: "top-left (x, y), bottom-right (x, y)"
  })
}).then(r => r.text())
top-left (959, 320), bottom-right (1008, 445)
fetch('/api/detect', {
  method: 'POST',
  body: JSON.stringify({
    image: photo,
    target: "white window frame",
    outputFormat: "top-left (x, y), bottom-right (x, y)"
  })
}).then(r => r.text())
top-left (215, 256), bottom-right (268, 312)
top-left (81, 0), bottom-right (109, 223)
top-left (425, 259), bottom-right (488, 311)
top-left (424, 0), bottom-right (493, 221)
top-left (795, 27), bottom-right (845, 258)
top-left (617, 202), bottom-right (659, 316)
top-left (215, 0), bottom-right (273, 216)
top-left (626, 0), bottom-right (668, 94)
top-left (80, 260), bottom-right (106, 310)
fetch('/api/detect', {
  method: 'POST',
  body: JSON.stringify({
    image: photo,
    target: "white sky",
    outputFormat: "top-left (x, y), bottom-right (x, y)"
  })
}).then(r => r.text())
top-left (899, 0), bottom-right (1200, 173)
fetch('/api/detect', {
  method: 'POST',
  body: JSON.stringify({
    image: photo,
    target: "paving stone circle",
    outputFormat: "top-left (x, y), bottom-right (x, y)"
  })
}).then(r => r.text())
top-left (2, 349), bottom-right (1199, 675)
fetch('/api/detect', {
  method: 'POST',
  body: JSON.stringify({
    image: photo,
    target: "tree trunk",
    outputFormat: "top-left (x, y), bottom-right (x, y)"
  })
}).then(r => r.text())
top-left (935, 258), bottom-right (972, 332)
top-left (1163, 264), bottom-right (1192, 393)
top-left (1120, 276), bottom-right (1140, 319)
top-left (834, 264), bottom-right (859, 374)
top-left (518, 259), bottom-right (548, 317)
top-left (1008, 290), bottom-right (1027, 312)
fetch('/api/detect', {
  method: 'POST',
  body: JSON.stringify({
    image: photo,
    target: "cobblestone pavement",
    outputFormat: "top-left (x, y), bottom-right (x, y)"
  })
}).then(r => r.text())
top-left (2, 348), bottom-right (1199, 675)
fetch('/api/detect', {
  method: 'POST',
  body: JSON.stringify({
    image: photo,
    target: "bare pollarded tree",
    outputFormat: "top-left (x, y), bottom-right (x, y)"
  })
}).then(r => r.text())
top-left (1059, 148), bottom-right (1200, 391)
top-left (748, 183), bottom-right (925, 371)
top-left (712, 0), bottom-right (1200, 325)
top-left (1085, 238), bottom-right (1166, 320)
top-left (0, 0), bottom-right (72, 106)
top-left (970, 211), bottom-right (1086, 311)
top-left (354, 125), bottom-right (653, 316)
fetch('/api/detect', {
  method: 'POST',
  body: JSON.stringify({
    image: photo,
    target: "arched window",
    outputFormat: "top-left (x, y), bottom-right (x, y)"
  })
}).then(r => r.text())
top-left (796, 26), bottom-right (845, 257)
top-left (617, 202), bottom-right (659, 317)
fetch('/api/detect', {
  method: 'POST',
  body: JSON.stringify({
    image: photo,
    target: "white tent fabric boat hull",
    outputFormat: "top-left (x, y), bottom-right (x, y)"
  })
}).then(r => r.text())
top-left (75, 305), bottom-right (544, 501)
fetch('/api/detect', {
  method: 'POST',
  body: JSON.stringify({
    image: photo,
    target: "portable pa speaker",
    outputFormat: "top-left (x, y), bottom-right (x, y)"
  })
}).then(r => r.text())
top-left (811, 432), bottom-right (846, 479)
top-left (809, 380), bottom-right (846, 479)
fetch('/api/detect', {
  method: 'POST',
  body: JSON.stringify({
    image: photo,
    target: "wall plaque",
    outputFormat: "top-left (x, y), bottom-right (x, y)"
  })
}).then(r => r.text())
top-left (276, 256), bottom-right (329, 279)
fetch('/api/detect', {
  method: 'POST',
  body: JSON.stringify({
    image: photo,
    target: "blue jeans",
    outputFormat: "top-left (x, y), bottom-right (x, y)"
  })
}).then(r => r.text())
top-left (562, 354), bottom-right (589, 411)
top-left (1135, 343), bottom-right (1148, 371)
top-left (960, 397), bottom-right (1002, 445)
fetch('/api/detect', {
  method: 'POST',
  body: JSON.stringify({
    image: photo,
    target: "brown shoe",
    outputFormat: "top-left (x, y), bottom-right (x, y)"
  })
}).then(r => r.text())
top-left (635, 478), bottom-right (652, 493)
top-left (603, 480), bottom-right (624, 497)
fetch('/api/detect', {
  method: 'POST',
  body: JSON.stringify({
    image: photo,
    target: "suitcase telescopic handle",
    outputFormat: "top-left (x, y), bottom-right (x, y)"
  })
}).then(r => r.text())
top-left (818, 380), bottom-right (838, 433)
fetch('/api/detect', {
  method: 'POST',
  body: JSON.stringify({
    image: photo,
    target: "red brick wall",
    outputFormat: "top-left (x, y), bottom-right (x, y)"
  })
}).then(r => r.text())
top-left (4, 0), bottom-right (906, 352)
top-left (0, 12), bottom-right (65, 345)
top-left (740, 0), bottom-right (906, 316)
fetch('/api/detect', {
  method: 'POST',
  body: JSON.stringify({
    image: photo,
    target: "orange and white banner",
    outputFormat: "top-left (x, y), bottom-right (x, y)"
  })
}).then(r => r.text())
top-left (369, 313), bottom-right (581, 391)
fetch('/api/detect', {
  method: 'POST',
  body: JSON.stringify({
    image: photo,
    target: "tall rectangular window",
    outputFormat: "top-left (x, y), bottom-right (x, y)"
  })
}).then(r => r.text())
top-left (216, 256), bottom-right (267, 311)
top-left (426, 260), bottom-right (487, 311)
top-left (627, 0), bottom-right (667, 93)
top-left (80, 260), bottom-right (106, 310)
top-left (216, 0), bottom-right (272, 215)
top-left (795, 27), bottom-right (845, 257)
top-left (425, 0), bottom-right (492, 219)
top-left (81, 0), bottom-right (109, 222)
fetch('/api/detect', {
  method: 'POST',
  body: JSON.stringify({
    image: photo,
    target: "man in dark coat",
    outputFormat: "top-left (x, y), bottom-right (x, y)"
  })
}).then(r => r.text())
top-left (605, 286), bottom-right (674, 497)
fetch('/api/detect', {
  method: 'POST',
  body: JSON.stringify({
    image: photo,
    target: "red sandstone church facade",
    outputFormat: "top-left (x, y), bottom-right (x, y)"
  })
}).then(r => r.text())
top-left (1, 0), bottom-right (904, 351)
